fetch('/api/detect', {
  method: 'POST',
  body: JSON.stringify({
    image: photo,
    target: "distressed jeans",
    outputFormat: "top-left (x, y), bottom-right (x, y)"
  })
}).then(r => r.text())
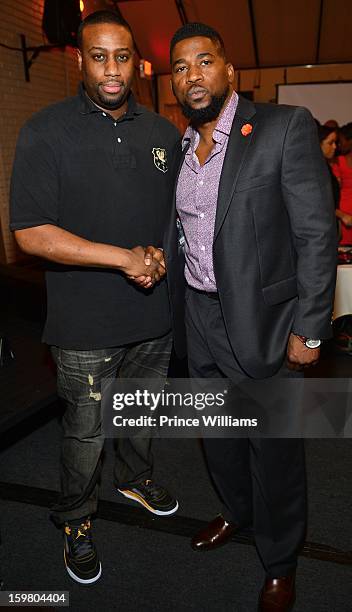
top-left (50, 332), bottom-right (172, 526)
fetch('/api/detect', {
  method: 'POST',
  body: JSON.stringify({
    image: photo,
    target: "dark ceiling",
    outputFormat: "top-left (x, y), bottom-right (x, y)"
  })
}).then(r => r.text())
top-left (83, 0), bottom-right (352, 74)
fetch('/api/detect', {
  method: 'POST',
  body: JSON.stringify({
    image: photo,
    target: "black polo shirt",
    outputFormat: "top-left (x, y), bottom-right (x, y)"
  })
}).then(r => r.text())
top-left (10, 85), bottom-right (180, 349)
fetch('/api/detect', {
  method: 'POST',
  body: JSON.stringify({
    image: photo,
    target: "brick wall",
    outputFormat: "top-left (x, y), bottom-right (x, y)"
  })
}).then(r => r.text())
top-left (0, 0), bottom-right (80, 264)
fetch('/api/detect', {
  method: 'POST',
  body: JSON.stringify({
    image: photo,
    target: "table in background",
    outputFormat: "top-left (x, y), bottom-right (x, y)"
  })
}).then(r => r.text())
top-left (334, 264), bottom-right (352, 320)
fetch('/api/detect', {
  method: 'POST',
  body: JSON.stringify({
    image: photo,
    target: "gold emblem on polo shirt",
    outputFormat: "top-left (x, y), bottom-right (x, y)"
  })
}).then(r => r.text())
top-left (152, 147), bottom-right (168, 173)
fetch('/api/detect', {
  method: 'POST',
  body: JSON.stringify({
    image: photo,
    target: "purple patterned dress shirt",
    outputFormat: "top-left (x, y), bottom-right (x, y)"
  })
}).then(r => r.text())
top-left (176, 91), bottom-right (239, 291)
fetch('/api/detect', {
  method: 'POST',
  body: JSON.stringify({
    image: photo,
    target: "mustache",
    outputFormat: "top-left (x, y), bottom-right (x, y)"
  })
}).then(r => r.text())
top-left (99, 80), bottom-right (124, 86)
top-left (187, 85), bottom-right (208, 95)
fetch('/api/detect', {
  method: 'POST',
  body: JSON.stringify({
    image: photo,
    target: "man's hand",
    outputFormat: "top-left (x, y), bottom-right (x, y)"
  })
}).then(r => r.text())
top-left (121, 246), bottom-right (161, 281)
top-left (129, 246), bottom-right (166, 289)
top-left (286, 333), bottom-right (320, 371)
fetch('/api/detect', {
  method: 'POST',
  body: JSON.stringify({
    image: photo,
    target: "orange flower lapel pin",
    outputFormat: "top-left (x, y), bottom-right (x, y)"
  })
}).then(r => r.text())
top-left (241, 123), bottom-right (253, 136)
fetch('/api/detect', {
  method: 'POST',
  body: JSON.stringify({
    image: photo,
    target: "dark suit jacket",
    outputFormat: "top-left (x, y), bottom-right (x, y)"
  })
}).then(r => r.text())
top-left (165, 96), bottom-right (337, 378)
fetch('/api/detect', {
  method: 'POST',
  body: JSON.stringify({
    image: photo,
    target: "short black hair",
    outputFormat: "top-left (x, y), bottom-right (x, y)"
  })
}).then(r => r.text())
top-left (77, 10), bottom-right (134, 50)
top-left (170, 22), bottom-right (226, 63)
top-left (340, 122), bottom-right (352, 141)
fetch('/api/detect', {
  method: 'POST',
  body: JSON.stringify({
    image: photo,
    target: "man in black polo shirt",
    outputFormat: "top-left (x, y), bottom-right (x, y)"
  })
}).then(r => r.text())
top-left (10, 11), bottom-right (180, 585)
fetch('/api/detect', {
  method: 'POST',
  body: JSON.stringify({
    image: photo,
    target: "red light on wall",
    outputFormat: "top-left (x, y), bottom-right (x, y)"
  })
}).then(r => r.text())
top-left (140, 59), bottom-right (153, 79)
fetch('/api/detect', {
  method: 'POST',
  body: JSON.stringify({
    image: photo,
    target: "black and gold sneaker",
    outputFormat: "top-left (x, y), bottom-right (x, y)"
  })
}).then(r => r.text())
top-left (63, 518), bottom-right (101, 584)
top-left (117, 479), bottom-right (178, 516)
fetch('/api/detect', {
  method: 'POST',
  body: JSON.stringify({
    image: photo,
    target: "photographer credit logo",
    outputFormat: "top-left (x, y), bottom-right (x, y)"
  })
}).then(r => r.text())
top-left (112, 387), bottom-right (226, 411)
top-left (101, 379), bottom-right (259, 438)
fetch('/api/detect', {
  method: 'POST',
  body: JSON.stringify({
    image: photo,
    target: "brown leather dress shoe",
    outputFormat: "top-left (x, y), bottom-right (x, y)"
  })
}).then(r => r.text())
top-left (191, 514), bottom-right (238, 551)
top-left (258, 573), bottom-right (296, 611)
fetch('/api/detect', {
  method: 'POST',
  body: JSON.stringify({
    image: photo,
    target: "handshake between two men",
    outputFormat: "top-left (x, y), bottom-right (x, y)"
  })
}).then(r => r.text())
top-left (125, 245), bottom-right (165, 290)
top-left (13, 224), bottom-right (319, 372)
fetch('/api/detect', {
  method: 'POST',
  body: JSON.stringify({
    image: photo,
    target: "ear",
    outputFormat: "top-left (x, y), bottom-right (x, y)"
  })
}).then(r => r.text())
top-left (227, 63), bottom-right (235, 84)
top-left (76, 48), bottom-right (83, 72)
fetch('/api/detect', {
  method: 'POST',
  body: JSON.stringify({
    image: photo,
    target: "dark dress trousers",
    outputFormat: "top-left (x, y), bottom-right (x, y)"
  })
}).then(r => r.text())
top-left (165, 96), bottom-right (337, 577)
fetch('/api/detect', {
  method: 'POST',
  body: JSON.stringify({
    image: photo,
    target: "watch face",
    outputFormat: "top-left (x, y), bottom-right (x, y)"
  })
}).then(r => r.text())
top-left (305, 339), bottom-right (321, 349)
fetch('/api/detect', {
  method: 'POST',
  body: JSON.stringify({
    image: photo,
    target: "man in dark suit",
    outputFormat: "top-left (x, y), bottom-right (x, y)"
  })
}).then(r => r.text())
top-left (165, 22), bottom-right (337, 612)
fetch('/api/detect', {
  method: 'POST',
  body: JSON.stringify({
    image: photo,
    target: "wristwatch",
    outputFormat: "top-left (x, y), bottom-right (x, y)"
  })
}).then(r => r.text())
top-left (295, 335), bottom-right (322, 349)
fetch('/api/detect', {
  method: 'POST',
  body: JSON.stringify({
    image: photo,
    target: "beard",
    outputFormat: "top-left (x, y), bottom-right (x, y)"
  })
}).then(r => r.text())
top-left (180, 86), bottom-right (230, 126)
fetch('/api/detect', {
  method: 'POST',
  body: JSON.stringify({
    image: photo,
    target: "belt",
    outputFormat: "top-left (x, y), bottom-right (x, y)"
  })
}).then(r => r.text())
top-left (188, 285), bottom-right (219, 300)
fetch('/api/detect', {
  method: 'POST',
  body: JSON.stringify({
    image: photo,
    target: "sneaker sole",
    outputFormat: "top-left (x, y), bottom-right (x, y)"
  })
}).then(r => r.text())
top-left (117, 488), bottom-right (179, 516)
top-left (64, 551), bottom-right (102, 585)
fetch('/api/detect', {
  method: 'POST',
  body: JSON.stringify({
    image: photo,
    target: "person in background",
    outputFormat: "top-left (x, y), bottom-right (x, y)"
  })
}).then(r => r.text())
top-left (317, 124), bottom-right (341, 233)
top-left (337, 121), bottom-right (352, 156)
top-left (332, 123), bottom-right (352, 244)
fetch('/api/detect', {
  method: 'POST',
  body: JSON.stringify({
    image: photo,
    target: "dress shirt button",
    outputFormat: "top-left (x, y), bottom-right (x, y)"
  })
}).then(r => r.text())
top-left (199, 180), bottom-right (204, 186)
top-left (114, 122), bottom-right (117, 127)
top-left (117, 137), bottom-right (122, 143)
top-left (201, 245), bottom-right (205, 251)
top-left (200, 213), bottom-right (204, 219)
top-left (102, 112), bottom-right (107, 117)
top-left (205, 276), bottom-right (209, 282)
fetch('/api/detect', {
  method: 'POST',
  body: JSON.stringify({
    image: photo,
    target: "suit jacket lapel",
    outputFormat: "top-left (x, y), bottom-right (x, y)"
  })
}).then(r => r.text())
top-left (214, 96), bottom-right (257, 241)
